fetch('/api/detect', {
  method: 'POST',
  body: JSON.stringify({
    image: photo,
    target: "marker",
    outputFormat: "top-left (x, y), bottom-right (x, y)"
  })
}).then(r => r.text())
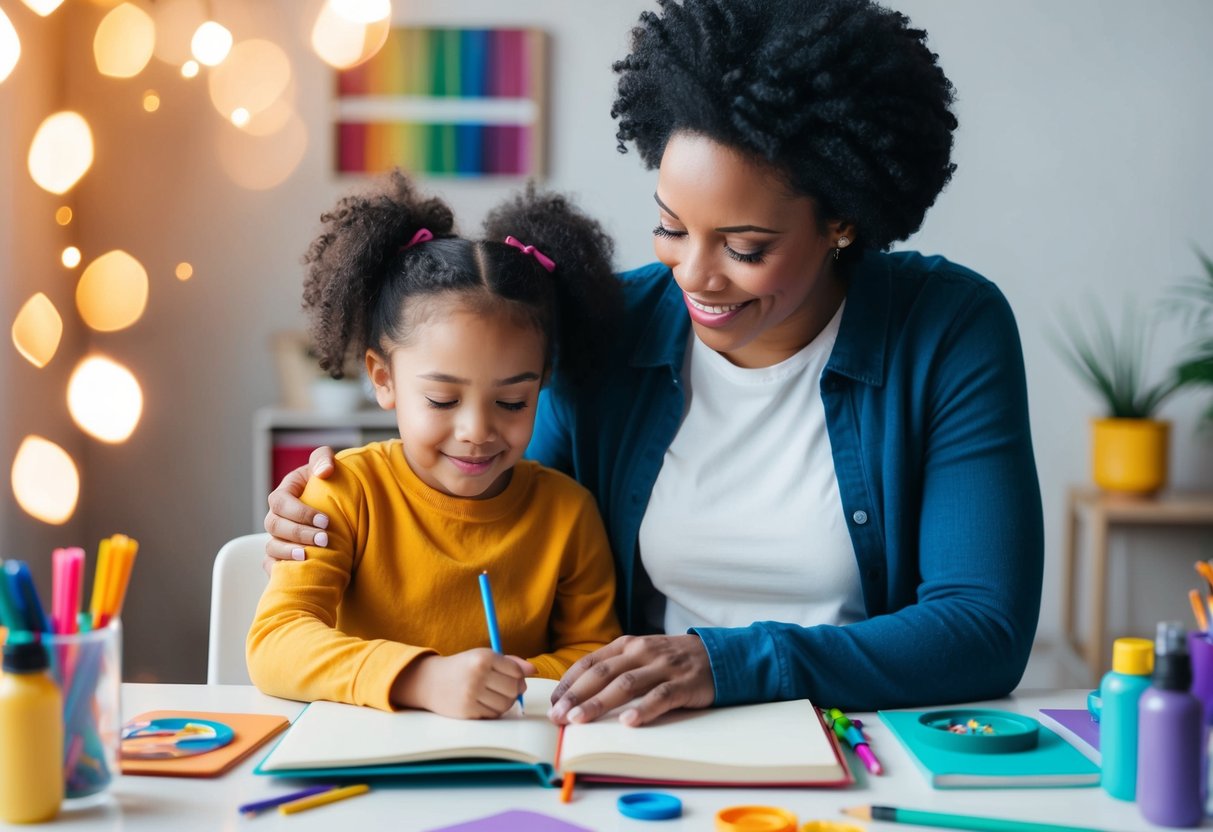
top-left (278, 783), bottom-right (369, 815)
top-left (4, 561), bottom-right (50, 633)
top-left (842, 805), bottom-right (1104, 832)
top-left (825, 707), bottom-right (883, 775)
top-left (478, 571), bottom-right (523, 709)
top-left (239, 785), bottom-right (336, 815)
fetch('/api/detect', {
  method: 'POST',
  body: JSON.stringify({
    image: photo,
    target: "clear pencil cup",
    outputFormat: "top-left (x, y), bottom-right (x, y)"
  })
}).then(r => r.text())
top-left (46, 621), bottom-right (122, 807)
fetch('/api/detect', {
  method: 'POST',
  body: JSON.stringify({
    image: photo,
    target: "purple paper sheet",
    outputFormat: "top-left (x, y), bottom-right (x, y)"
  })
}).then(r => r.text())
top-left (425, 809), bottom-right (594, 832)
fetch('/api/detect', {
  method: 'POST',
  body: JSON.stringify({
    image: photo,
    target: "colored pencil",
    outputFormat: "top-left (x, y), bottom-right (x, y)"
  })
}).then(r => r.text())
top-left (1191, 588), bottom-right (1209, 632)
top-left (1196, 560), bottom-right (1213, 592)
top-left (842, 805), bottom-right (1105, 832)
top-left (239, 785), bottom-right (336, 815)
top-left (560, 771), bottom-right (575, 803)
top-left (278, 783), bottom-right (369, 815)
top-left (478, 570), bottom-right (523, 709)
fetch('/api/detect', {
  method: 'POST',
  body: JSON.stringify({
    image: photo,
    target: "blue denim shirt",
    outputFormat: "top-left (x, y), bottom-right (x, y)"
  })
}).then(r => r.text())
top-left (527, 251), bottom-right (1043, 711)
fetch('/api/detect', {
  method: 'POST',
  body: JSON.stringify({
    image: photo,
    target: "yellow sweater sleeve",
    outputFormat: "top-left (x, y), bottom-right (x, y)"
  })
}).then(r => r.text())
top-left (245, 466), bottom-right (433, 711)
top-left (525, 487), bottom-right (622, 681)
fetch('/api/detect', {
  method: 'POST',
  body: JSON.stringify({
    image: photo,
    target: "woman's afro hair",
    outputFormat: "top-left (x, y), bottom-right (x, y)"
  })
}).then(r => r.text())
top-left (611, 0), bottom-right (958, 249)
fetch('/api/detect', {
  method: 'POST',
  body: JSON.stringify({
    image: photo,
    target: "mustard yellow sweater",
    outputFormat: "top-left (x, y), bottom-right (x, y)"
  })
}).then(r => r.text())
top-left (246, 441), bottom-right (620, 711)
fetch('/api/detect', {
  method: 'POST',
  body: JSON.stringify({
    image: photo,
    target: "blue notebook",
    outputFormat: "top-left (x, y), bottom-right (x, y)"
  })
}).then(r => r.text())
top-left (879, 709), bottom-right (1100, 789)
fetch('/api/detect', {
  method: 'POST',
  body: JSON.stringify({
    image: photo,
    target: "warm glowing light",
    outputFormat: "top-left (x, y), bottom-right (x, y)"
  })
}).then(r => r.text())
top-left (11, 293), bottom-right (62, 368)
top-left (11, 436), bottom-right (79, 525)
top-left (0, 8), bottom-right (19, 84)
top-left (76, 250), bottom-right (149, 332)
top-left (190, 21), bottom-right (231, 66)
top-left (67, 356), bottom-right (144, 443)
top-left (230, 108), bottom-right (249, 126)
top-left (94, 3), bottom-right (155, 78)
top-left (331, 0), bottom-right (391, 24)
top-left (175, 262), bottom-right (193, 281)
top-left (311, 1), bottom-right (389, 70)
top-left (208, 38), bottom-right (292, 124)
top-left (55, 206), bottom-right (73, 225)
top-left (216, 112), bottom-right (308, 191)
top-left (20, 0), bottom-right (66, 17)
top-left (61, 246), bottom-right (81, 268)
top-left (142, 90), bottom-right (160, 112)
top-left (240, 96), bottom-right (294, 137)
top-left (181, 59), bottom-right (199, 78)
top-left (152, 0), bottom-right (206, 65)
top-left (27, 111), bottom-right (94, 195)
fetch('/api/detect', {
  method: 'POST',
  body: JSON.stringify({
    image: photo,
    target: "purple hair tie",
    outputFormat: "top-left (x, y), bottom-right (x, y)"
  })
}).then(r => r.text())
top-left (504, 235), bottom-right (556, 273)
top-left (400, 228), bottom-right (433, 252)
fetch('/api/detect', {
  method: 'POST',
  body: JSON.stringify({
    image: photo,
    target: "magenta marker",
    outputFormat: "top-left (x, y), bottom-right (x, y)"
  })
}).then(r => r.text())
top-left (826, 708), bottom-right (884, 776)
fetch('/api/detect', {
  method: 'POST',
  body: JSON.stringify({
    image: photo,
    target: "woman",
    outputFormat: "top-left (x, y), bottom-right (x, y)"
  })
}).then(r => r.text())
top-left (265, 0), bottom-right (1043, 725)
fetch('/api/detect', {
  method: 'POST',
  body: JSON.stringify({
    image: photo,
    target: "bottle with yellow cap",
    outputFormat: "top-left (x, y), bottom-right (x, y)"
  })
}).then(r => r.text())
top-left (0, 638), bottom-right (63, 823)
top-left (1100, 636), bottom-right (1153, 801)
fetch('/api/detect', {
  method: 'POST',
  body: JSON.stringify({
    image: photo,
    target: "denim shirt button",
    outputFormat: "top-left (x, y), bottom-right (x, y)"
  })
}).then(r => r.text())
top-left (852, 510), bottom-right (869, 525)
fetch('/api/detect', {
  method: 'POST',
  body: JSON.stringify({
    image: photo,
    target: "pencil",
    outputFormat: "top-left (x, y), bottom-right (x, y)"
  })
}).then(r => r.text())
top-left (478, 570), bottom-right (523, 709)
top-left (278, 783), bottom-right (369, 815)
top-left (239, 784), bottom-right (336, 815)
top-left (1196, 560), bottom-right (1213, 592)
top-left (1190, 589), bottom-right (1209, 632)
top-left (842, 805), bottom-right (1105, 832)
top-left (560, 771), bottom-right (576, 803)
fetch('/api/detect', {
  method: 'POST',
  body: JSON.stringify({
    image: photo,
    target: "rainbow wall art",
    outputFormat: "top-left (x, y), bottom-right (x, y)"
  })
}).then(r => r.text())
top-left (335, 28), bottom-right (547, 177)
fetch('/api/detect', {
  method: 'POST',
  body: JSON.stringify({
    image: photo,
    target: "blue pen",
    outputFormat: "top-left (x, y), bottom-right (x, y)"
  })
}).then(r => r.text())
top-left (478, 570), bottom-right (523, 710)
top-left (238, 785), bottom-right (337, 815)
top-left (4, 560), bottom-right (51, 633)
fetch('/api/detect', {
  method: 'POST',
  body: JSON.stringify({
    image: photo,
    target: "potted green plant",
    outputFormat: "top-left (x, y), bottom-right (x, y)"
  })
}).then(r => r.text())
top-left (1168, 249), bottom-right (1213, 426)
top-left (1051, 302), bottom-right (1178, 494)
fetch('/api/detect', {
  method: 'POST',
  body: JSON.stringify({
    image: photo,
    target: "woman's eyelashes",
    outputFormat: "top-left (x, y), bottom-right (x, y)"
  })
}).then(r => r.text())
top-left (651, 224), bottom-right (767, 264)
top-left (424, 397), bottom-right (528, 411)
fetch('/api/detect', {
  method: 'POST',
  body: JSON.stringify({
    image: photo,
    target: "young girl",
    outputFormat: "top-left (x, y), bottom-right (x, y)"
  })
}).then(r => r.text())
top-left (246, 171), bottom-right (623, 718)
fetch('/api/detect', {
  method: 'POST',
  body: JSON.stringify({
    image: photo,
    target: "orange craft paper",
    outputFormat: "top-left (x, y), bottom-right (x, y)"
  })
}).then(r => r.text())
top-left (121, 710), bottom-right (289, 778)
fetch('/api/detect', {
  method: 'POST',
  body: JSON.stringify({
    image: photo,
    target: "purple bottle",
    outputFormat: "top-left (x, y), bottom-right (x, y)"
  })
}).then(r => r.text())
top-left (1138, 621), bottom-right (1203, 828)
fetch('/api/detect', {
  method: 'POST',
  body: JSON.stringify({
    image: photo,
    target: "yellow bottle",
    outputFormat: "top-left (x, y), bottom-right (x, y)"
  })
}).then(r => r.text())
top-left (0, 639), bottom-right (63, 823)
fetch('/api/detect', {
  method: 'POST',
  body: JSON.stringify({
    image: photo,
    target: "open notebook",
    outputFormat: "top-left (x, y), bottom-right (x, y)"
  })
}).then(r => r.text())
top-left (256, 678), bottom-right (852, 788)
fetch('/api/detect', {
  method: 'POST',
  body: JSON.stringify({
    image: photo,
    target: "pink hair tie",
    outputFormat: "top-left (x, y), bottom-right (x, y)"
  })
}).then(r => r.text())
top-left (504, 235), bottom-right (556, 273)
top-left (400, 228), bottom-right (434, 252)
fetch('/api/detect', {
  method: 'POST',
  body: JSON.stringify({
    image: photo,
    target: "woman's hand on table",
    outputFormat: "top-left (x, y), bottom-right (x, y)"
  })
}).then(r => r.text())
top-left (262, 445), bottom-right (337, 573)
top-left (548, 634), bottom-right (715, 727)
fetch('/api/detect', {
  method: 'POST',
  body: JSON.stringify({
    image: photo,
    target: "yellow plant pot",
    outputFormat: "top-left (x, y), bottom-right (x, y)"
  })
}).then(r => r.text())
top-left (1092, 418), bottom-right (1170, 494)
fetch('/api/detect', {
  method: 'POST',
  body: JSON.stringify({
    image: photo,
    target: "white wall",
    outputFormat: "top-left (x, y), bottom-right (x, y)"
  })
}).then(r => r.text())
top-left (0, 0), bottom-right (1209, 681)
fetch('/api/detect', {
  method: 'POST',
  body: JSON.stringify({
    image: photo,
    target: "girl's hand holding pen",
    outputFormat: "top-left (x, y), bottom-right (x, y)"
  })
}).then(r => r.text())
top-left (391, 650), bottom-right (535, 719)
top-left (548, 634), bottom-right (715, 727)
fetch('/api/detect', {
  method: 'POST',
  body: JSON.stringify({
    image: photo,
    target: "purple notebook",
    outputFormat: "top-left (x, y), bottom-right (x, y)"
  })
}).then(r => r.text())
top-left (1038, 708), bottom-right (1100, 765)
top-left (425, 810), bottom-right (594, 832)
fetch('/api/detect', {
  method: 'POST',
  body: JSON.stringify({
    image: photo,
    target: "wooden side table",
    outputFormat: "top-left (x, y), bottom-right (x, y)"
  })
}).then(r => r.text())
top-left (1063, 487), bottom-right (1213, 685)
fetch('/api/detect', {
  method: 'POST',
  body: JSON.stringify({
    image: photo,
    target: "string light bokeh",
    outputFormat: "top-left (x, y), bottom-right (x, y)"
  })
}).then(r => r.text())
top-left (4, 1), bottom-right (394, 524)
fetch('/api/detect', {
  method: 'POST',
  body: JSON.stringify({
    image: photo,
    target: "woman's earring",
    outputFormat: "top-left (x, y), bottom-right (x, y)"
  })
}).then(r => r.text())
top-left (834, 236), bottom-right (850, 261)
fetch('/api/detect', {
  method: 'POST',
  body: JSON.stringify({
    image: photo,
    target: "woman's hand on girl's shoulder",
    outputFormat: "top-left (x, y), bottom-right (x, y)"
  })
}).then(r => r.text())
top-left (261, 446), bottom-right (337, 573)
top-left (547, 634), bottom-right (715, 727)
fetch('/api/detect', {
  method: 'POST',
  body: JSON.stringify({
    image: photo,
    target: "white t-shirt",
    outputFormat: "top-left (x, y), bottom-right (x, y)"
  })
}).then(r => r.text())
top-left (638, 303), bottom-right (865, 634)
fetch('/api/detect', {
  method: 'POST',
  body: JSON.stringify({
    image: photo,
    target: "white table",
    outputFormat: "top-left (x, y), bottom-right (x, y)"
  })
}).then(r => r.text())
top-left (17, 685), bottom-right (1165, 831)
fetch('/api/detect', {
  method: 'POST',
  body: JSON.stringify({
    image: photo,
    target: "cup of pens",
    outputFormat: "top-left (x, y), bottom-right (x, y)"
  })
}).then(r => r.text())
top-left (0, 536), bottom-right (138, 810)
top-left (45, 622), bottom-right (122, 804)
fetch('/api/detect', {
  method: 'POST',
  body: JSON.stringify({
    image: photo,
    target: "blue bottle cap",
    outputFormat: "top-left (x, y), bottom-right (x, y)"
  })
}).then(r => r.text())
top-left (617, 792), bottom-right (682, 820)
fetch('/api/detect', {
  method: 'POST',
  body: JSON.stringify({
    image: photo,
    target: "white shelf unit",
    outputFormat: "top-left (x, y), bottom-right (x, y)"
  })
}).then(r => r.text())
top-left (252, 407), bottom-right (398, 531)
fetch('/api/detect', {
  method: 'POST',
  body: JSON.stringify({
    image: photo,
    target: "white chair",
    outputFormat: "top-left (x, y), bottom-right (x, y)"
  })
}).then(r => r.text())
top-left (207, 532), bottom-right (271, 685)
